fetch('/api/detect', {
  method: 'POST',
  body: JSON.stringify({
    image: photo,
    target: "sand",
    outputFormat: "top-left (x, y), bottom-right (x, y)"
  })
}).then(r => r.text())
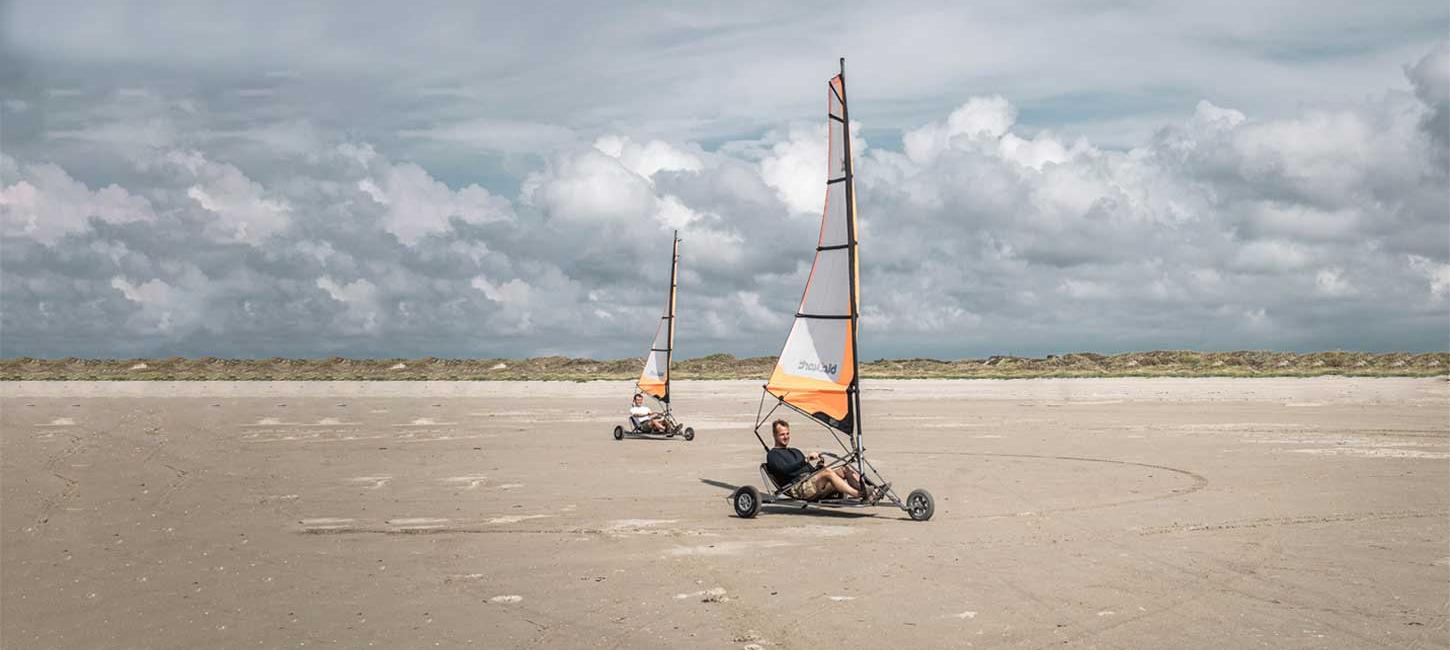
top-left (2, 377), bottom-right (1446, 648)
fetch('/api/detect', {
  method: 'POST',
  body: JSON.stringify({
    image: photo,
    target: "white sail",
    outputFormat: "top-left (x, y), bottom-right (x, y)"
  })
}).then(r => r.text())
top-left (637, 232), bottom-right (679, 402)
top-left (765, 73), bottom-right (858, 432)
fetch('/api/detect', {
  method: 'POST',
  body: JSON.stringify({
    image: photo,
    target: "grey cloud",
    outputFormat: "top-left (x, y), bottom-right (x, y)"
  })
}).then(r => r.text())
top-left (0, 10), bottom-right (1445, 358)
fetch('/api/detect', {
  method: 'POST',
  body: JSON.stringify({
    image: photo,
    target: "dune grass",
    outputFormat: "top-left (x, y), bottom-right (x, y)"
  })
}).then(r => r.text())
top-left (1, 351), bottom-right (1445, 381)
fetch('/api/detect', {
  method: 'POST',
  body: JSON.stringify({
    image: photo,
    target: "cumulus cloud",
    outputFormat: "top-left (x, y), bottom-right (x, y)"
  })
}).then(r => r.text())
top-left (0, 32), bottom-right (1446, 358)
top-left (760, 122), bottom-right (867, 214)
top-left (1, 159), bottom-right (156, 244)
top-left (357, 159), bottom-right (511, 246)
top-left (593, 136), bottom-right (703, 180)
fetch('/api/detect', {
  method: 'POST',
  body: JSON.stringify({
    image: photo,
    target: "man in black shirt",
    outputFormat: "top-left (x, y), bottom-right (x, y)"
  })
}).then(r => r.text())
top-left (764, 419), bottom-right (882, 503)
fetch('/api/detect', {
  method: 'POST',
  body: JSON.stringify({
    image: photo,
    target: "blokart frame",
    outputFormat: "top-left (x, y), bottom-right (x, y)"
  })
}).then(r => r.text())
top-left (728, 393), bottom-right (933, 521)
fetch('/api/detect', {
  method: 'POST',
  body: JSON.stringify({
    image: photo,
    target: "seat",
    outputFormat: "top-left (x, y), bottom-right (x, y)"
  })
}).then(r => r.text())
top-left (762, 463), bottom-right (819, 500)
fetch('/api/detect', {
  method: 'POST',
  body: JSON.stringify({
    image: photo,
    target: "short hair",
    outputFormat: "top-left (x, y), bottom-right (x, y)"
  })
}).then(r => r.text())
top-left (771, 419), bottom-right (790, 434)
top-left (633, 393), bottom-right (644, 399)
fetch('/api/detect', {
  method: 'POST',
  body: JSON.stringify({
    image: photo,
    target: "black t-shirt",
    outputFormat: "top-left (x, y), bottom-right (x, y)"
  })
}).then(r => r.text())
top-left (765, 447), bottom-right (814, 485)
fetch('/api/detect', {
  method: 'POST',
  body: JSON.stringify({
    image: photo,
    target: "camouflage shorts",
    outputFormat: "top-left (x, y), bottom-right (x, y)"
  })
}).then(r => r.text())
top-left (785, 472), bottom-right (825, 500)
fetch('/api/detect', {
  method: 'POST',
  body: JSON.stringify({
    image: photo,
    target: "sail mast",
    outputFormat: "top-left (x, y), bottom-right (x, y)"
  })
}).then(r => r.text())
top-left (838, 57), bottom-right (864, 460)
top-left (665, 230), bottom-right (679, 404)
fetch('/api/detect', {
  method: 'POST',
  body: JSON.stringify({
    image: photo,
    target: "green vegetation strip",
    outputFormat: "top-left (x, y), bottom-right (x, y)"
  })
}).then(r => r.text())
top-left (2, 351), bottom-right (1445, 381)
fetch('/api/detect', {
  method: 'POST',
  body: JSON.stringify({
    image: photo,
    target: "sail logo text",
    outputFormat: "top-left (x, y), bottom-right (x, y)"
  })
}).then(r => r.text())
top-left (797, 360), bottom-right (839, 375)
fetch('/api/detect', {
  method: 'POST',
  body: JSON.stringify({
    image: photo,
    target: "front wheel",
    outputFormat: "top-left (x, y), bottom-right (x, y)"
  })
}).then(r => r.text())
top-left (612, 425), bottom-right (624, 440)
top-left (731, 486), bottom-right (761, 519)
top-left (683, 427), bottom-right (695, 441)
top-left (906, 489), bottom-right (934, 521)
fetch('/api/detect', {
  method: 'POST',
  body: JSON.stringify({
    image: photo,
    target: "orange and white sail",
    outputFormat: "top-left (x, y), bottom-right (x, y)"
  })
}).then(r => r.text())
top-left (637, 231), bottom-right (680, 403)
top-left (764, 65), bottom-right (860, 434)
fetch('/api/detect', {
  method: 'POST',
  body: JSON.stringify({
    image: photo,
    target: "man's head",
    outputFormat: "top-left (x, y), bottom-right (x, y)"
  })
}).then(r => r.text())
top-left (633, 393), bottom-right (644, 405)
top-left (771, 419), bottom-right (791, 447)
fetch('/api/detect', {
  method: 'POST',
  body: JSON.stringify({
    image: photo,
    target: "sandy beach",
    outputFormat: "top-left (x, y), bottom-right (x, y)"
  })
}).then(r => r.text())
top-left (2, 377), bottom-right (1446, 648)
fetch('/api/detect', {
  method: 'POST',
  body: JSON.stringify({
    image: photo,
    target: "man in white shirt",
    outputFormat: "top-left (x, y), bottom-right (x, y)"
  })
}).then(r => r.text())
top-left (629, 393), bottom-right (668, 433)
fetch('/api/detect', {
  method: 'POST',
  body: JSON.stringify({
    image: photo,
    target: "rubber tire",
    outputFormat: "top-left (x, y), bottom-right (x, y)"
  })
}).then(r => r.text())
top-left (683, 427), bottom-right (695, 441)
top-left (906, 489), bottom-right (935, 521)
top-left (612, 425), bottom-right (624, 440)
top-left (732, 486), bottom-right (761, 519)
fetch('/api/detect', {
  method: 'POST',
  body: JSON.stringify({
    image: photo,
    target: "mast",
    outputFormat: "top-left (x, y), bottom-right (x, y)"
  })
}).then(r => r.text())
top-left (665, 230), bottom-right (679, 405)
top-left (839, 57), bottom-right (864, 467)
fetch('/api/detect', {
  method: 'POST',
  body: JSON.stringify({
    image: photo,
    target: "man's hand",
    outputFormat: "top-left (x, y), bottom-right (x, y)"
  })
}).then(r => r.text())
top-left (806, 451), bottom-right (820, 462)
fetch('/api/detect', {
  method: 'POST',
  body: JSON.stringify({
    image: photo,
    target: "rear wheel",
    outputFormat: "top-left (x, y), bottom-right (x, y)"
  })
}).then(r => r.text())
top-left (612, 425), bottom-right (624, 440)
top-left (732, 486), bottom-right (761, 519)
top-left (906, 489), bottom-right (934, 521)
top-left (683, 427), bottom-right (695, 441)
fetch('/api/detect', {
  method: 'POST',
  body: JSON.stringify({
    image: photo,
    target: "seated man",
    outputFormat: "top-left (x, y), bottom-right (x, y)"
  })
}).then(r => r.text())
top-left (764, 419), bottom-right (884, 503)
top-left (629, 393), bottom-right (669, 433)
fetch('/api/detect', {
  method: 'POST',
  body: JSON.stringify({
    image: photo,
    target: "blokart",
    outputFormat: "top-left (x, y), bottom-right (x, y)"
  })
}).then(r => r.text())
top-left (727, 59), bottom-right (932, 521)
top-left (612, 230), bottom-right (695, 443)
top-left (613, 396), bottom-right (695, 441)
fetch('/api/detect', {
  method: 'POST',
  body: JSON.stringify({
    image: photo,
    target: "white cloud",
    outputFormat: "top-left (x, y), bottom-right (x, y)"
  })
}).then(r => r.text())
top-left (594, 136), bottom-right (703, 180)
top-left (760, 122), bottom-right (866, 214)
top-left (903, 96), bottom-right (1016, 165)
top-left (1314, 267), bottom-right (1354, 297)
top-left (316, 276), bottom-right (380, 333)
top-left (356, 160), bottom-right (511, 245)
top-left (0, 161), bottom-right (155, 244)
top-left (1408, 255), bottom-right (1450, 301)
top-left (109, 265), bottom-right (209, 334)
top-left (1, 38), bottom-right (1445, 358)
top-left (521, 148), bottom-right (658, 223)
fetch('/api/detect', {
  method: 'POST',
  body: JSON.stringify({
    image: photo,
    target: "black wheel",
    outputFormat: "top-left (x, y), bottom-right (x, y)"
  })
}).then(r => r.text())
top-left (905, 489), bottom-right (934, 521)
top-left (683, 427), bottom-right (695, 441)
top-left (612, 425), bottom-right (624, 440)
top-left (731, 486), bottom-right (761, 519)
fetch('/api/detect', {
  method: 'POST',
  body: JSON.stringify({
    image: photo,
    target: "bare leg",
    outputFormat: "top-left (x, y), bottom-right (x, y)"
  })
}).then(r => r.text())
top-left (831, 466), bottom-right (864, 491)
top-left (814, 470), bottom-right (860, 498)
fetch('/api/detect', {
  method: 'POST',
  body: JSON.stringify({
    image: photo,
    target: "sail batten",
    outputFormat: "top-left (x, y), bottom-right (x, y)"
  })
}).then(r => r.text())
top-left (764, 65), bottom-right (860, 434)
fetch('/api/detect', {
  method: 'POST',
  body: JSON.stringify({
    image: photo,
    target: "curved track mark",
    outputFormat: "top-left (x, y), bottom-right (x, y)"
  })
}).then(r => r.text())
top-left (894, 450), bottom-right (1209, 517)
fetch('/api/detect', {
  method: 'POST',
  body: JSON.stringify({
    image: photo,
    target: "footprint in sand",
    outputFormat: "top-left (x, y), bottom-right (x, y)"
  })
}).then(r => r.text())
top-left (442, 476), bottom-right (488, 489)
top-left (393, 418), bottom-right (457, 427)
top-left (299, 518), bottom-right (355, 533)
top-left (388, 517), bottom-right (451, 532)
top-left (350, 476), bottom-right (392, 489)
top-left (487, 514), bottom-right (551, 524)
top-left (675, 587), bottom-right (727, 601)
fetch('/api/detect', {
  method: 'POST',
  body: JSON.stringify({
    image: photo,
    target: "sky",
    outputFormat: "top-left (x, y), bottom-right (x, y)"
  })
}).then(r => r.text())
top-left (1, 1), bottom-right (1447, 359)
